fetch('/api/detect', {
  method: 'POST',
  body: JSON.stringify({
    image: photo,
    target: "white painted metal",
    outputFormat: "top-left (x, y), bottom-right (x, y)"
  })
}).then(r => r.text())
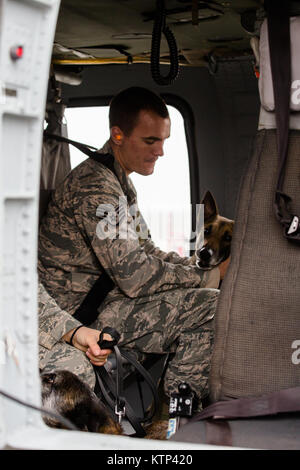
top-left (7, 425), bottom-right (230, 450)
top-left (0, 0), bottom-right (61, 449)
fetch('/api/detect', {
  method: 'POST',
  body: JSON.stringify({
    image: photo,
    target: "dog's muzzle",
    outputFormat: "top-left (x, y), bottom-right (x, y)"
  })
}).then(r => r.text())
top-left (196, 247), bottom-right (214, 269)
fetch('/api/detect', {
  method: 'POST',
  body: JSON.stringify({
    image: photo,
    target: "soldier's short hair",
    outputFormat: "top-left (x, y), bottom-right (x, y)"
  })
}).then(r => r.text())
top-left (109, 87), bottom-right (169, 136)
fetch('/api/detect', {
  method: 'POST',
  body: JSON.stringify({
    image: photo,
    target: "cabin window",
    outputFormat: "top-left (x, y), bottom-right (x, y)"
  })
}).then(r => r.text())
top-left (64, 105), bottom-right (191, 256)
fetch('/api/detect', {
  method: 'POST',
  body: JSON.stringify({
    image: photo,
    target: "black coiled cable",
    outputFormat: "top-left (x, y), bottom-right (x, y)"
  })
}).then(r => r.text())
top-left (0, 388), bottom-right (78, 431)
top-left (151, 0), bottom-right (179, 86)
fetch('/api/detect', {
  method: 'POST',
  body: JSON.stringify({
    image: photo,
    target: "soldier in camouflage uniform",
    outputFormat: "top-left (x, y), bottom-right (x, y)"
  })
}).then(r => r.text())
top-left (38, 87), bottom-right (226, 406)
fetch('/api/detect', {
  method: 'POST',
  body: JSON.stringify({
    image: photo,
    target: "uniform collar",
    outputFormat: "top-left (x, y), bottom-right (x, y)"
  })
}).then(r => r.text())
top-left (97, 140), bottom-right (137, 204)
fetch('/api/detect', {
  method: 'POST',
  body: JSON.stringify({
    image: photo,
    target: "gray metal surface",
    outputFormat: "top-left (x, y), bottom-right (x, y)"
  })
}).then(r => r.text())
top-left (0, 0), bottom-right (61, 449)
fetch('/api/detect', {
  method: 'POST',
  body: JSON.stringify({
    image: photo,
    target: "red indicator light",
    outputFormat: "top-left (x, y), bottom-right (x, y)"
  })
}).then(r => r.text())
top-left (10, 45), bottom-right (24, 60)
top-left (16, 46), bottom-right (23, 58)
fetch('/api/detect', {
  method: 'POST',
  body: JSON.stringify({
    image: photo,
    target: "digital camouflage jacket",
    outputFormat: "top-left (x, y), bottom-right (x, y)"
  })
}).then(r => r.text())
top-left (38, 141), bottom-right (220, 348)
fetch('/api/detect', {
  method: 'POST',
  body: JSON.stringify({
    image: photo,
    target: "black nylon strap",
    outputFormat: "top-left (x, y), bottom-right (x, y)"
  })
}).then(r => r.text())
top-left (73, 274), bottom-right (115, 326)
top-left (114, 346), bottom-right (125, 412)
top-left (94, 326), bottom-right (152, 437)
top-left (94, 356), bottom-right (148, 437)
top-left (191, 386), bottom-right (300, 422)
top-left (95, 348), bottom-right (127, 424)
top-left (44, 131), bottom-right (98, 156)
top-left (44, 131), bottom-right (116, 174)
top-left (98, 327), bottom-right (124, 414)
top-left (94, 347), bottom-right (160, 437)
top-left (267, 0), bottom-right (291, 194)
top-left (120, 349), bottom-right (160, 423)
top-left (43, 132), bottom-right (118, 325)
top-left (95, 363), bottom-right (144, 435)
top-left (98, 326), bottom-right (121, 350)
top-left (266, 0), bottom-right (300, 244)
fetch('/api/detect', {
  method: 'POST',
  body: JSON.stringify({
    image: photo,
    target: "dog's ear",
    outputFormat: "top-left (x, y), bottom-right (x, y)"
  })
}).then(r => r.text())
top-left (201, 191), bottom-right (219, 221)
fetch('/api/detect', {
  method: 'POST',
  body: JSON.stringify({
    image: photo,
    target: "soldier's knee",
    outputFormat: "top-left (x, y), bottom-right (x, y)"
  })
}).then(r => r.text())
top-left (198, 287), bottom-right (219, 299)
top-left (183, 287), bottom-right (219, 326)
top-left (40, 343), bottom-right (96, 390)
top-left (195, 287), bottom-right (219, 309)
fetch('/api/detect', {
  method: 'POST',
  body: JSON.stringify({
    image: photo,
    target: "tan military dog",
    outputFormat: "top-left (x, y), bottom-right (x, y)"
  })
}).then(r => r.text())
top-left (195, 191), bottom-right (234, 270)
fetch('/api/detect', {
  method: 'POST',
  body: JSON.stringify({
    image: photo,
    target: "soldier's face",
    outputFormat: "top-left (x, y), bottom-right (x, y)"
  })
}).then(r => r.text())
top-left (113, 110), bottom-right (171, 176)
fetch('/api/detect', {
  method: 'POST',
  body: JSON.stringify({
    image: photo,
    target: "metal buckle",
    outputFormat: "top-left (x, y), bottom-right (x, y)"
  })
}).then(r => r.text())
top-left (284, 215), bottom-right (300, 245)
top-left (115, 403), bottom-right (126, 423)
top-left (287, 215), bottom-right (299, 235)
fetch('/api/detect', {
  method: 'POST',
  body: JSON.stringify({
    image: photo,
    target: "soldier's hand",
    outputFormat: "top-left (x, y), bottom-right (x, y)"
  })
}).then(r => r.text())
top-left (218, 256), bottom-right (231, 280)
top-left (63, 326), bottom-right (113, 366)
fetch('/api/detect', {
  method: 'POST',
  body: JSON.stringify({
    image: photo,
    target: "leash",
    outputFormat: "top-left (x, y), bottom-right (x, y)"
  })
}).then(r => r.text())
top-left (95, 327), bottom-right (159, 438)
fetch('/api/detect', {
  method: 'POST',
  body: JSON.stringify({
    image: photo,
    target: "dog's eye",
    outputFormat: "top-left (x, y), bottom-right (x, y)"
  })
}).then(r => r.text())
top-left (204, 226), bottom-right (212, 236)
top-left (223, 232), bottom-right (232, 242)
top-left (42, 373), bottom-right (56, 385)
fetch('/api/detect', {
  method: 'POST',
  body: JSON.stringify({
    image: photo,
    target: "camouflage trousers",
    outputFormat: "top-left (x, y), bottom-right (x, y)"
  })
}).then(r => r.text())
top-left (39, 287), bottom-right (219, 406)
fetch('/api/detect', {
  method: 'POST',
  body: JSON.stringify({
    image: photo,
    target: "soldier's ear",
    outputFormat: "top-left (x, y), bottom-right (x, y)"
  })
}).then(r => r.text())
top-left (111, 127), bottom-right (124, 145)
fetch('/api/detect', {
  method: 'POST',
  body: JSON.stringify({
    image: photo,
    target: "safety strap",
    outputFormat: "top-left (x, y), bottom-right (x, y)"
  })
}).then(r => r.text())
top-left (44, 131), bottom-right (116, 172)
top-left (43, 132), bottom-right (118, 325)
top-left (192, 386), bottom-right (300, 422)
top-left (187, 385), bottom-right (300, 446)
top-left (267, 0), bottom-right (300, 244)
top-left (72, 274), bottom-right (115, 326)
